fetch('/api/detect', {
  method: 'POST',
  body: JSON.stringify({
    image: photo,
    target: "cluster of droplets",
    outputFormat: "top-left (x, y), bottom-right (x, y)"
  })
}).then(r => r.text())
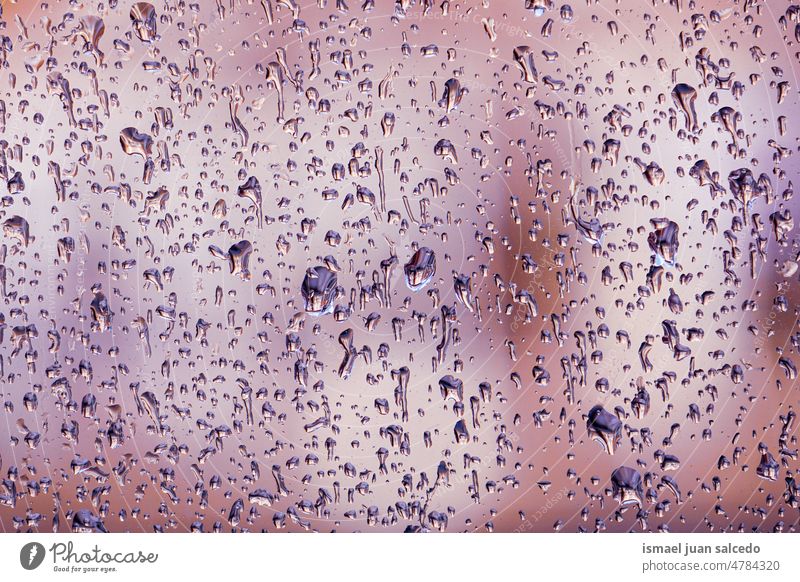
top-left (0, 0), bottom-right (798, 533)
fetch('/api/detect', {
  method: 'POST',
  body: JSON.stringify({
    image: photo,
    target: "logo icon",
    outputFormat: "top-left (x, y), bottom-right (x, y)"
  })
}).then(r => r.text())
top-left (20, 542), bottom-right (46, 570)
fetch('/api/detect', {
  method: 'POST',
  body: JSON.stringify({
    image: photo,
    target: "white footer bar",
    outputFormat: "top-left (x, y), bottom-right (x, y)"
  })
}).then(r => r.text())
top-left (2, 533), bottom-right (795, 580)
